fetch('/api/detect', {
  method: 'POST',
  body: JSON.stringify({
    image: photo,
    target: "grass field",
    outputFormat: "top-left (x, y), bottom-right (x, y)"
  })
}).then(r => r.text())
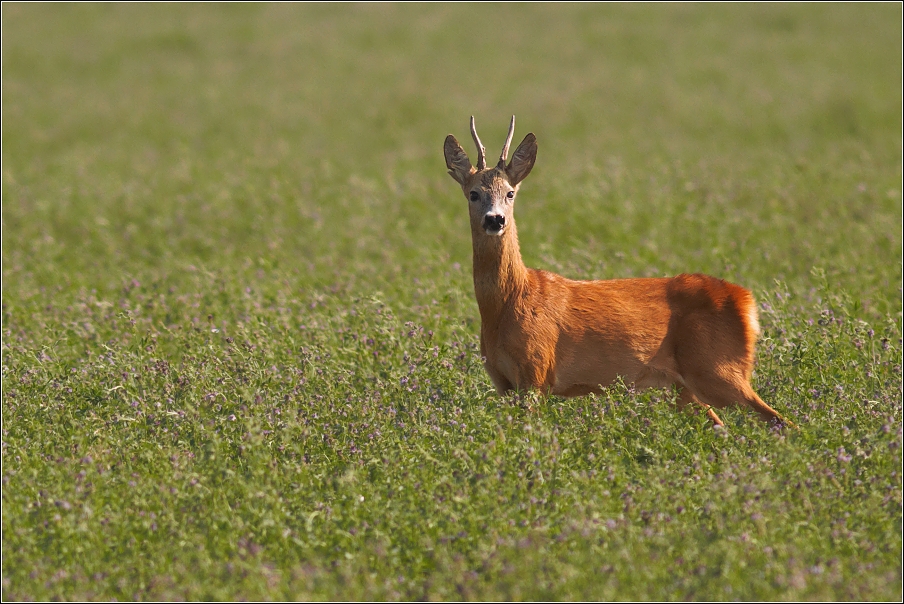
top-left (2, 3), bottom-right (902, 600)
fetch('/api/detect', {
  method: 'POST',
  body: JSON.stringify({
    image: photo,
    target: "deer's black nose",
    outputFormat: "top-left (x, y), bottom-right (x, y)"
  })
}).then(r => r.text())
top-left (483, 214), bottom-right (505, 232)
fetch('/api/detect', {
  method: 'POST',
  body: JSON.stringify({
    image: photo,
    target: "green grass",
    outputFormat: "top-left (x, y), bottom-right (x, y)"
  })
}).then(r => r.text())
top-left (2, 3), bottom-right (902, 600)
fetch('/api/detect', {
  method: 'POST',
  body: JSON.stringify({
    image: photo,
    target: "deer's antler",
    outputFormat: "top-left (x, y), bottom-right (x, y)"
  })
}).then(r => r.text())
top-left (498, 115), bottom-right (515, 168)
top-left (470, 116), bottom-right (487, 170)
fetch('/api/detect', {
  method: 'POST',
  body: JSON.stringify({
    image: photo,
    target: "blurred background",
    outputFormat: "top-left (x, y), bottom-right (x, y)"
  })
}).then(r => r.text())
top-left (3, 3), bottom-right (901, 316)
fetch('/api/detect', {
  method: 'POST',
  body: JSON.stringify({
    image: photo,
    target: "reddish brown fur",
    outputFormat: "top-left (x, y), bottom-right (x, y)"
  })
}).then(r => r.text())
top-left (445, 117), bottom-right (790, 426)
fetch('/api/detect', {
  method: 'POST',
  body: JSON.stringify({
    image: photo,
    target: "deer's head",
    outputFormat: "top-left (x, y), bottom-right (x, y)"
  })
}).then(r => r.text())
top-left (444, 116), bottom-right (537, 238)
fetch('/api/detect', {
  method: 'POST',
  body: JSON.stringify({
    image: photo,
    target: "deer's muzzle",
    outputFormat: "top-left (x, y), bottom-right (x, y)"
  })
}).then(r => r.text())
top-left (483, 213), bottom-right (506, 234)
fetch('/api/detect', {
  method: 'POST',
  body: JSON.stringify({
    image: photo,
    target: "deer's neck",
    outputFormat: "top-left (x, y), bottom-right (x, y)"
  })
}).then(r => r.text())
top-left (471, 222), bottom-right (529, 320)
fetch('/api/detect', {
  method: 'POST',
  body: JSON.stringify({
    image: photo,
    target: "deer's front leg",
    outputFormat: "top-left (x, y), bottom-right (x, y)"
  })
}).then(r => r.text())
top-left (484, 360), bottom-right (514, 394)
top-left (481, 339), bottom-right (514, 394)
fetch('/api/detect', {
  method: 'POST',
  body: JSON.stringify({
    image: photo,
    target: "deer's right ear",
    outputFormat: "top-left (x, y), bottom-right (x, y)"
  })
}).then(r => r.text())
top-left (444, 135), bottom-right (475, 185)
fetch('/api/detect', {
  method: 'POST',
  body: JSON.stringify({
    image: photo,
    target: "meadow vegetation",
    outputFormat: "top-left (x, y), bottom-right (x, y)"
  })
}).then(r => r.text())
top-left (2, 3), bottom-right (902, 600)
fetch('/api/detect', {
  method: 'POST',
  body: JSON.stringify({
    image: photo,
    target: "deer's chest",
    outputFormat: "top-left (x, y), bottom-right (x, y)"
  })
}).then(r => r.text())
top-left (481, 315), bottom-right (556, 389)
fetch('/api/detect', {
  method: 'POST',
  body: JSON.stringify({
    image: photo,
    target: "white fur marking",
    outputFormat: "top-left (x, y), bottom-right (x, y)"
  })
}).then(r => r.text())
top-left (747, 305), bottom-right (761, 338)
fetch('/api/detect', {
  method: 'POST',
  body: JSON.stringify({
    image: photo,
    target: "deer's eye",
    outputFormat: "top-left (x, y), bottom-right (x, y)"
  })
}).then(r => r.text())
top-left (506, 191), bottom-right (515, 200)
top-left (469, 191), bottom-right (480, 202)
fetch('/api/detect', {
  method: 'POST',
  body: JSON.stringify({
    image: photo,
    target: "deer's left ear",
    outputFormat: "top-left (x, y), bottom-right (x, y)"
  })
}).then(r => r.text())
top-left (506, 133), bottom-right (537, 186)
top-left (444, 135), bottom-right (475, 185)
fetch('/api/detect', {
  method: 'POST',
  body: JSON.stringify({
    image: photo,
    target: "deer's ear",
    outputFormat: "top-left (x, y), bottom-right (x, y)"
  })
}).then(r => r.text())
top-left (506, 133), bottom-right (537, 186)
top-left (444, 135), bottom-right (474, 185)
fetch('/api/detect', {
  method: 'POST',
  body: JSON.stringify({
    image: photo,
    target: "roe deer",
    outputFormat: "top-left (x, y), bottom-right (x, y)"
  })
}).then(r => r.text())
top-left (443, 115), bottom-right (790, 427)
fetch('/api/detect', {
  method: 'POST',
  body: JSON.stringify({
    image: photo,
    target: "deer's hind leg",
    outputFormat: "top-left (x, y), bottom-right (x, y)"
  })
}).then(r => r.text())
top-left (673, 309), bottom-right (790, 426)
top-left (676, 386), bottom-right (724, 426)
top-left (684, 368), bottom-right (788, 426)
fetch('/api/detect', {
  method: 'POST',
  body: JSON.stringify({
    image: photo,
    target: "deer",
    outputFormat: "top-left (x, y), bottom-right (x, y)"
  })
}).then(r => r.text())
top-left (443, 115), bottom-right (791, 427)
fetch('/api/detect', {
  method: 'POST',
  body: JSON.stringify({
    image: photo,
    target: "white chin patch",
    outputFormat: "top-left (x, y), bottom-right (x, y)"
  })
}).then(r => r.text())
top-left (484, 227), bottom-right (505, 236)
